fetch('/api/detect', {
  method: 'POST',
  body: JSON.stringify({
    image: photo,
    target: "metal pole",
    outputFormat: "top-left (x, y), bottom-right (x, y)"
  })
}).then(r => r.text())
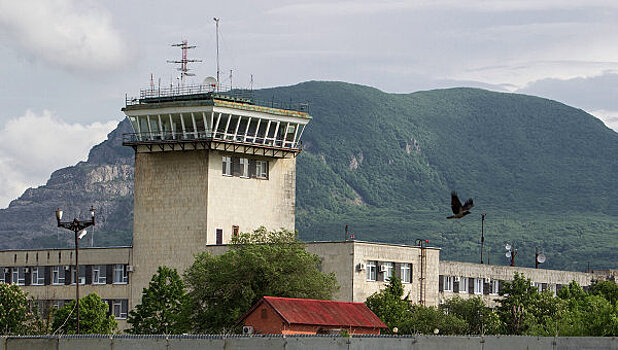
top-left (481, 213), bottom-right (486, 264)
top-left (75, 225), bottom-right (80, 334)
top-left (214, 18), bottom-right (220, 91)
top-left (535, 246), bottom-right (539, 269)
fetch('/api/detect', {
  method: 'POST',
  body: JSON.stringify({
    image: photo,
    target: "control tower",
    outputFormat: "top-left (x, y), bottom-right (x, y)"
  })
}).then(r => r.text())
top-left (122, 83), bottom-right (311, 307)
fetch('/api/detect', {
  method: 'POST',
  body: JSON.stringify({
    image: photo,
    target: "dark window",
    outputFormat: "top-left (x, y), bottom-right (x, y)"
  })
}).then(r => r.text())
top-left (216, 229), bottom-right (223, 245)
top-left (261, 308), bottom-right (267, 319)
top-left (233, 225), bottom-right (239, 238)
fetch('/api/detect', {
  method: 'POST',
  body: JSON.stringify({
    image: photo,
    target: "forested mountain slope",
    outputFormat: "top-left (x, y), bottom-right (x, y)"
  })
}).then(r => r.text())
top-left (1, 82), bottom-right (616, 270)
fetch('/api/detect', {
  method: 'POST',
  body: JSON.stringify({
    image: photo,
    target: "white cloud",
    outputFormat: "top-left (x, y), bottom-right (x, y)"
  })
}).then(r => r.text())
top-left (589, 110), bottom-right (618, 133)
top-left (0, 0), bottom-right (129, 73)
top-left (0, 111), bottom-right (117, 208)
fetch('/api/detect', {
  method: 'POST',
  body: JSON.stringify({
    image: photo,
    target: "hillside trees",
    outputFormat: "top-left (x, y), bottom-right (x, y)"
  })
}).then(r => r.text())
top-left (127, 266), bottom-right (190, 334)
top-left (183, 227), bottom-right (339, 333)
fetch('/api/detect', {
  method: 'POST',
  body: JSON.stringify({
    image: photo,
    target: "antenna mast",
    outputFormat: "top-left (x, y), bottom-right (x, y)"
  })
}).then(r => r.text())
top-left (213, 17), bottom-right (220, 91)
top-left (167, 40), bottom-right (202, 86)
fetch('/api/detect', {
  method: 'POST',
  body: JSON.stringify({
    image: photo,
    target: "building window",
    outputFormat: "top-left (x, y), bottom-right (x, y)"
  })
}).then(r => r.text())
top-left (232, 225), bottom-right (239, 239)
top-left (31, 267), bottom-right (45, 286)
top-left (261, 308), bottom-right (268, 319)
top-left (13, 268), bottom-right (26, 286)
top-left (113, 265), bottom-right (127, 284)
top-left (112, 300), bottom-right (128, 319)
top-left (400, 263), bottom-right (411, 283)
top-left (216, 229), bottom-right (223, 245)
top-left (459, 277), bottom-right (468, 293)
top-left (533, 282), bottom-right (542, 292)
top-left (92, 265), bottom-right (106, 284)
top-left (474, 278), bottom-right (483, 295)
top-left (382, 262), bottom-right (394, 281)
top-left (53, 300), bottom-right (66, 309)
top-left (490, 280), bottom-right (500, 295)
top-left (0, 267), bottom-right (4, 283)
top-left (52, 266), bottom-right (64, 285)
top-left (256, 160), bottom-right (268, 179)
top-left (222, 156), bottom-right (231, 176)
top-left (366, 261), bottom-right (377, 281)
top-left (71, 267), bottom-right (86, 285)
top-left (239, 157), bottom-right (249, 177)
top-left (443, 276), bottom-right (454, 292)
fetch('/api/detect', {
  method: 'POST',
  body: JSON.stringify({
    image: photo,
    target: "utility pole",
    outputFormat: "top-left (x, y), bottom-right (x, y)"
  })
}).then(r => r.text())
top-left (480, 213), bottom-right (486, 264)
top-left (213, 17), bottom-right (220, 91)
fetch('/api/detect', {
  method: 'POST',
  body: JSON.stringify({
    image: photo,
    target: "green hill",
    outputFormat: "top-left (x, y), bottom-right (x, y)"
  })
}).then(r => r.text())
top-left (1, 82), bottom-right (616, 271)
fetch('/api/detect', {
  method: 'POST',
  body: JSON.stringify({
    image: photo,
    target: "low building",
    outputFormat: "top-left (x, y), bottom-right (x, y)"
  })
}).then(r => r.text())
top-left (238, 296), bottom-right (387, 335)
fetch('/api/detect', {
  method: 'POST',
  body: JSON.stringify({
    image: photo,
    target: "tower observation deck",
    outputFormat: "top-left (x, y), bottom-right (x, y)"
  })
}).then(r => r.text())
top-left (122, 84), bottom-right (311, 158)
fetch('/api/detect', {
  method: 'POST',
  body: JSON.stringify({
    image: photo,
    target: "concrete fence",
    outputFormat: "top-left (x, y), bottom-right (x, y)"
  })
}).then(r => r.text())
top-left (2, 335), bottom-right (617, 350)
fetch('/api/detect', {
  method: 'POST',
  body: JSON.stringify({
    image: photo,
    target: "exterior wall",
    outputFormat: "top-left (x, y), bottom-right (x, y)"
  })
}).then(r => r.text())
top-left (439, 260), bottom-right (600, 306)
top-left (304, 242), bottom-right (354, 301)
top-left (0, 247), bottom-right (132, 329)
top-left (206, 151), bottom-right (296, 244)
top-left (243, 302), bottom-right (286, 335)
top-left (131, 150), bottom-right (210, 313)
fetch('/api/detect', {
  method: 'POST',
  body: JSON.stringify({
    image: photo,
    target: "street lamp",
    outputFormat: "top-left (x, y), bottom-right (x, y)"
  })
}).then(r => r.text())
top-left (505, 243), bottom-right (517, 267)
top-left (55, 206), bottom-right (95, 334)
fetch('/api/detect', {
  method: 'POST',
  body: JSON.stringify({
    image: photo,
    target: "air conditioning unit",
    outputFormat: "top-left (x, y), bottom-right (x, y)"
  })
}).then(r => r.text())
top-left (242, 326), bottom-right (254, 335)
top-left (23, 268), bottom-right (30, 273)
top-left (380, 265), bottom-right (387, 273)
top-left (484, 278), bottom-right (491, 284)
top-left (356, 263), bottom-right (366, 271)
top-left (3, 268), bottom-right (9, 273)
top-left (454, 276), bottom-right (460, 283)
top-left (126, 265), bottom-right (134, 272)
top-left (64, 266), bottom-right (71, 270)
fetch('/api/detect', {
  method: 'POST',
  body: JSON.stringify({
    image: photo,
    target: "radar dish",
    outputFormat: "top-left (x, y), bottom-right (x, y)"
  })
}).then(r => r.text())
top-left (506, 251), bottom-right (512, 258)
top-left (537, 254), bottom-right (546, 264)
top-left (203, 76), bottom-right (217, 90)
top-left (505, 244), bottom-right (512, 251)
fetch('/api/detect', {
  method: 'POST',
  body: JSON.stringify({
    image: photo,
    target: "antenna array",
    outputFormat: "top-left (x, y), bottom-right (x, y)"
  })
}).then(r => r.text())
top-left (167, 40), bottom-right (202, 85)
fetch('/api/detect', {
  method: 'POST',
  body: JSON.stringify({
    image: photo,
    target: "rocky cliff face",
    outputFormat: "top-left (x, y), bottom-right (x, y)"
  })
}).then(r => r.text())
top-left (0, 119), bottom-right (135, 249)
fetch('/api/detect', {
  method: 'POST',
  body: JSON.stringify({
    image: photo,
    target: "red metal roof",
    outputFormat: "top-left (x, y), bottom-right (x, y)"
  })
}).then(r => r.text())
top-left (241, 296), bottom-right (387, 328)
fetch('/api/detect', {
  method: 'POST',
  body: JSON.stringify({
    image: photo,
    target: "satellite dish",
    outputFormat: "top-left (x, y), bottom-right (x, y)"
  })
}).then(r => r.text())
top-left (203, 76), bottom-right (217, 90)
top-left (505, 244), bottom-right (512, 251)
top-left (537, 254), bottom-right (546, 264)
top-left (506, 251), bottom-right (512, 258)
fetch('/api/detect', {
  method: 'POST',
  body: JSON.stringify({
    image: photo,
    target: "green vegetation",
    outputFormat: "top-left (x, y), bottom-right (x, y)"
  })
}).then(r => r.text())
top-left (183, 227), bottom-right (339, 333)
top-left (367, 272), bottom-right (618, 336)
top-left (51, 293), bottom-right (117, 334)
top-left (127, 266), bottom-right (190, 334)
top-left (0, 283), bottom-right (43, 335)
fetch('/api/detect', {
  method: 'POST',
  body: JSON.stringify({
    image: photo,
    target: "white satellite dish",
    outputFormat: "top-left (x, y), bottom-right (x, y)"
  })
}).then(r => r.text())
top-left (505, 244), bottom-right (512, 251)
top-left (537, 254), bottom-right (546, 264)
top-left (506, 251), bottom-right (512, 258)
top-left (203, 76), bottom-right (217, 91)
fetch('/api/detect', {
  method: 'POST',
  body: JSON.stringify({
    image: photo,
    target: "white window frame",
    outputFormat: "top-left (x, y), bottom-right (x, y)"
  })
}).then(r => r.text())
top-left (366, 261), bottom-right (376, 281)
top-left (112, 300), bottom-right (128, 319)
top-left (400, 263), bottom-right (411, 284)
top-left (31, 267), bottom-right (44, 286)
top-left (474, 278), bottom-right (483, 295)
top-left (12, 268), bottom-right (19, 285)
top-left (490, 280), bottom-right (500, 295)
top-left (113, 265), bottom-right (128, 284)
top-left (459, 277), bottom-right (468, 293)
top-left (0, 267), bottom-right (4, 283)
top-left (92, 265), bottom-right (106, 284)
top-left (533, 282), bottom-right (542, 292)
top-left (52, 266), bottom-right (64, 285)
top-left (71, 267), bottom-right (86, 285)
top-left (239, 157), bottom-right (249, 178)
top-left (383, 262), bottom-right (394, 281)
top-left (256, 160), bottom-right (268, 179)
top-left (443, 276), bottom-right (454, 292)
top-left (222, 156), bottom-right (232, 176)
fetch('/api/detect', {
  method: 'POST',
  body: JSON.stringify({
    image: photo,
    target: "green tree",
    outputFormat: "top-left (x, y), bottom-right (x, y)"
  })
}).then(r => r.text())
top-left (127, 266), bottom-right (190, 334)
top-left (496, 272), bottom-right (539, 335)
top-left (440, 296), bottom-right (502, 335)
top-left (184, 227), bottom-right (339, 333)
top-left (51, 293), bottom-right (117, 334)
top-left (589, 280), bottom-right (618, 306)
top-left (402, 304), bottom-right (468, 335)
top-left (365, 277), bottom-right (409, 332)
top-left (0, 283), bottom-right (42, 335)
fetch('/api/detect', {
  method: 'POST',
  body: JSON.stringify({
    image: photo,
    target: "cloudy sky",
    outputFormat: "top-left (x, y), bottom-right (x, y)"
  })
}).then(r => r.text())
top-left (0, 0), bottom-right (617, 208)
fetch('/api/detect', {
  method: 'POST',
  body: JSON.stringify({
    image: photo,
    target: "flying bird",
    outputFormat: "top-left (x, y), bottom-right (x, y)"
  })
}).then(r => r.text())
top-left (447, 191), bottom-right (474, 219)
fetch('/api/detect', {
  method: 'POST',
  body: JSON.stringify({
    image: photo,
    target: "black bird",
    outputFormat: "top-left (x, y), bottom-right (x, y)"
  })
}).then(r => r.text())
top-left (447, 191), bottom-right (474, 219)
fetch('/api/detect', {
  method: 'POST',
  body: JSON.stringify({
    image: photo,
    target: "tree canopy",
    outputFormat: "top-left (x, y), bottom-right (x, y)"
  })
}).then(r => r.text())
top-left (51, 293), bottom-right (117, 334)
top-left (127, 266), bottom-right (190, 334)
top-left (183, 227), bottom-right (339, 333)
top-left (0, 283), bottom-right (42, 335)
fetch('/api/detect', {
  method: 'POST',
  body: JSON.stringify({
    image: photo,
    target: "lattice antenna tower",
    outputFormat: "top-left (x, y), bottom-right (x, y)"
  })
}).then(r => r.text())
top-left (167, 40), bottom-right (202, 86)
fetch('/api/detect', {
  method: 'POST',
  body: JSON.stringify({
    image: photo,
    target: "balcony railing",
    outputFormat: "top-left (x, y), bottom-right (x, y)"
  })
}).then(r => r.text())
top-left (122, 132), bottom-right (302, 151)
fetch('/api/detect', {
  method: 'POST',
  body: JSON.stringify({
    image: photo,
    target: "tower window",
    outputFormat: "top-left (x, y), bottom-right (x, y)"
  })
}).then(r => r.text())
top-left (239, 158), bottom-right (249, 177)
top-left (256, 160), bottom-right (268, 179)
top-left (222, 156), bottom-right (231, 176)
top-left (216, 229), bottom-right (223, 245)
top-left (233, 225), bottom-right (239, 238)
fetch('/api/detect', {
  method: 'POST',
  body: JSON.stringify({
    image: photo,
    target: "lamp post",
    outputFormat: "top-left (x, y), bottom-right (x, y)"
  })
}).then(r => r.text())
top-left (480, 213), bottom-right (486, 264)
top-left (55, 206), bottom-right (95, 334)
